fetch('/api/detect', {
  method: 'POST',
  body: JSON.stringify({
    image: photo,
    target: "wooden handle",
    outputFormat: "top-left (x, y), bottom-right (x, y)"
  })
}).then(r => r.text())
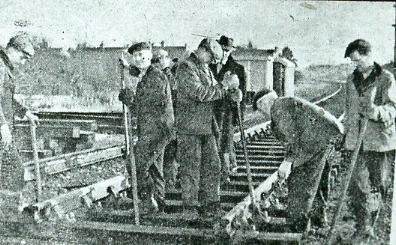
top-left (30, 123), bottom-right (42, 202)
top-left (326, 118), bottom-right (368, 245)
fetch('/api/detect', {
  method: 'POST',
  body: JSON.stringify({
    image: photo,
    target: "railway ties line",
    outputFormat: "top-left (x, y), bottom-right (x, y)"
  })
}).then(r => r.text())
top-left (1, 129), bottom-right (300, 244)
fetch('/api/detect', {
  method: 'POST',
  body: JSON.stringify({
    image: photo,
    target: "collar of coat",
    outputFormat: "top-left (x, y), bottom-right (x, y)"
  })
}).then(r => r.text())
top-left (352, 62), bottom-right (382, 96)
top-left (129, 65), bottom-right (152, 78)
top-left (224, 55), bottom-right (236, 66)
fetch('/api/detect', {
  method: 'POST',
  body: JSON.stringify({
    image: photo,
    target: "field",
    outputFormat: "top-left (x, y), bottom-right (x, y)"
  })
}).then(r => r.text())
top-left (15, 48), bottom-right (355, 113)
top-left (16, 48), bottom-right (125, 112)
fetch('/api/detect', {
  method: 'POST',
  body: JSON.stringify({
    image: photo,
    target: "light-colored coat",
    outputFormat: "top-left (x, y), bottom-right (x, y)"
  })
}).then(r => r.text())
top-left (343, 65), bottom-right (396, 152)
top-left (175, 53), bottom-right (227, 135)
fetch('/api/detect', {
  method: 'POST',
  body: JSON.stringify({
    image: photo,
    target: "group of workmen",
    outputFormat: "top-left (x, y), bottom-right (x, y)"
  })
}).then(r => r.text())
top-left (0, 33), bottom-right (395, 245)
top-left (118, 35), bottom-right (246, 219)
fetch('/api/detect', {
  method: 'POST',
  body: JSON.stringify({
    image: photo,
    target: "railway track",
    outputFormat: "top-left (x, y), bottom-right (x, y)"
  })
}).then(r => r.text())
top-left (0, 86), bottom-right (345, 244)
top-left (1, 133), bottom-right (293, 244)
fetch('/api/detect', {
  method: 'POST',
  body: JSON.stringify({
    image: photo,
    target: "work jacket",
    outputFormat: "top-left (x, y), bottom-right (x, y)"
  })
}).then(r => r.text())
top-left (175, 53), bottom-right (227, 135)
top-left (343, 63), bottom-right (396, 152)
top-left (131, 65), bottom-right (174, 145)
top-left (0, 50), bottom-right (27, 128)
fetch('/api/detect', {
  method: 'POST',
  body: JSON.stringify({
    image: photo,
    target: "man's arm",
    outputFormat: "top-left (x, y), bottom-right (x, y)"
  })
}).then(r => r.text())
top-left (176, 62), bottom-right (227, 102)
top-left (369, 72), bottom-right (396, 123)
top-left (0, 67), bottom-right (7, 126)
top-left (239, 65), bottom-right (247, 105)
top-left (12, 97), bottom-right (28, 119)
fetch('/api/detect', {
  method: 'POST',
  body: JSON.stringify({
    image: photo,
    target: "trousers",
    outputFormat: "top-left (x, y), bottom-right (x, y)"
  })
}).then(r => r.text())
top-left (163, 139), bottom-right (178, 190)
top-left (177, 134), bottom-right (221, 207)
top-left (287, 149), bottom-right (330, 230)
top-left (0, 143), bottom-right (35, 216)
top-left (0, 144), bottom-right (25, 191)
top-left (126, 134), bottom-right (166, 204)
top-left (348, 150), bottom-right (394, 230)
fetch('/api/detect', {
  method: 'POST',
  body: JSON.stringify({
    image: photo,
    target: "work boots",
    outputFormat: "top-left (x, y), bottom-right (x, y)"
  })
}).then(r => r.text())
top-left (198, 202), bottom-right (225, 221)
top-left (310, 206), bottom-right (329, 228)
top-left (349, 213), bottom-right (376, 244)
top-left (350, 226), bottom-right (375, 245)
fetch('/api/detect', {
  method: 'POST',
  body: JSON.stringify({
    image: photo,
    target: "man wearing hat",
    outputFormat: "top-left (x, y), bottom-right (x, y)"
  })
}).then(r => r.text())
top-left (209, 35), bottom-right (247, 181)
top-left (175, 38), bottom-right (242, 218)
top-left (342, 39), bottom-right (396, 243)
top-left (0, 33), bottom-right (39, 214)
top-left (119, 42), bottom-right (174, 213)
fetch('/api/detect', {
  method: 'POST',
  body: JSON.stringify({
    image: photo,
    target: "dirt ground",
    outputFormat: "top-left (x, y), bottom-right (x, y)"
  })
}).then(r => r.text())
top-left (302, 150), bottom-right (393, 245)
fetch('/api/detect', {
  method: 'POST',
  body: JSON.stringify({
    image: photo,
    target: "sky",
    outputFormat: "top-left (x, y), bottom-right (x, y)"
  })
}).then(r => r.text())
top-left (0, 0), bottom-right (394, 67)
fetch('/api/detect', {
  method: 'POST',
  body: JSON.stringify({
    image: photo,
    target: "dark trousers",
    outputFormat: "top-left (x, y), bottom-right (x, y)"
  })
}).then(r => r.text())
top-left (177, 134), bottom-right (221, 207)
top-left (348, 150), bottom-right (394, 230)
top-left (163, 139), bottom-right (178, 189)
top-left (0, 143), bottom-right (35, 211)
top-left (218, 107), bottom-right (237, 178)
top-left (287, 150), bottom-right (329, 230)
top-left (0, 144), bottom-right (25, 191)
top-left (127, 135), bottom-right (165, 204)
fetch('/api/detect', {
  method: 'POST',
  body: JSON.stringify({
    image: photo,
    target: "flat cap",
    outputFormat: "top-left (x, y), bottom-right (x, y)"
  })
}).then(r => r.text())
top-left (344, 39), bottom-right (371, 58)
top-left (198, 38), bottom-right (223, 61)
top-left (7, 33), bottom-right (35, 56)
top-left (127, 42), bottom-right (152, 54)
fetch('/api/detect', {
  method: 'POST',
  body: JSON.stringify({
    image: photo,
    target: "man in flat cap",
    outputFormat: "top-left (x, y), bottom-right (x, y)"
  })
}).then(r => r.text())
top-left (0, 33), bottom-right (39, 215)
top-left (175, 38), bottom-right (242, 218)
top-left (342, 39), bottom-right (396, 244)
top-left (209, 35), bottom-right (247, 181)
top-left (119, 42), bottom-right (174, 213)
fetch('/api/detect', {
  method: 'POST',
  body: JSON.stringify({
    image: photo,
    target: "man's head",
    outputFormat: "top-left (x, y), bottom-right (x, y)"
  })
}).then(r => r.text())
top-left (153, 49), bottom-right (171, 69)
top-left (217, 35), bottom-right (235, 64)
top-left (344, 39), bottom-right (373, 70)
top-left (196, 38), bottom-right (223, 64)
top-left (6, 33), bottom-right (35, 65)
top-left (127, 42), bottom-right (153, 69)
top-left (252, 89), bottom-right (278, 118)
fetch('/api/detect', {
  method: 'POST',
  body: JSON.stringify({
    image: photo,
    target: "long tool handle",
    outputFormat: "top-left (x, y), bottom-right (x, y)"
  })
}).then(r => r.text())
top-left (326, 117), bottom-right (368, 245)
top-left (236, 103), bottom-right (255, 205)
top-left (120, 64), bottom-right (130, 156)
top-left (30, 123), bottom-right (41, 202)
top-left (119, 61), bottom-right (140, 225)
top-left (390, 150), bottom-right (396, 245)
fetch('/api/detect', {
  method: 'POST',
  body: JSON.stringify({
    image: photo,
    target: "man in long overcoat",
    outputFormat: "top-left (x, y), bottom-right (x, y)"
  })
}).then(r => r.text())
top-left (175, 38), bottom-right (242, 217)
top-left (0, 33), bottom-right (39, 215)
top-left (119, 42), bottom-right (174, 213)
top-left (209, 35), bottom-right (247, 179)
